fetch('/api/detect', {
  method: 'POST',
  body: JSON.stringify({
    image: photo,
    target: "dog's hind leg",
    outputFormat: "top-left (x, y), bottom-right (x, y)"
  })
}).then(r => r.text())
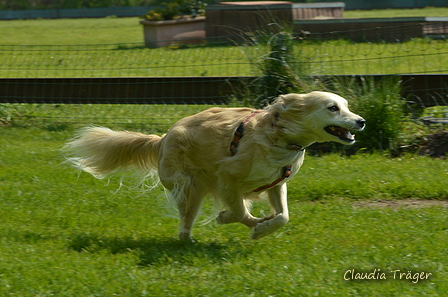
top-left (177, 188), bottom-right (205, 241)
top-left (250, 183), bottom-right (289, 239)
top-left (165, 173), bottom-right (206, 241)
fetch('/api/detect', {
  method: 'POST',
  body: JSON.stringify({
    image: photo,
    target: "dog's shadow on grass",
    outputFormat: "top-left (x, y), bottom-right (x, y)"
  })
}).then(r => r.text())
top-left (68, 233), bottom-right (236, 266)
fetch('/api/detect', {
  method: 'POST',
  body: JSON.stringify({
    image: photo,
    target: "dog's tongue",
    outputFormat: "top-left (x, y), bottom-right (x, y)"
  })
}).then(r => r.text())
top-left (325, 125), bottom-right (355, 142)
top-left (346, 130), bottom-right (355, 141)
top-left (339, 128), bottom-right (355, 141)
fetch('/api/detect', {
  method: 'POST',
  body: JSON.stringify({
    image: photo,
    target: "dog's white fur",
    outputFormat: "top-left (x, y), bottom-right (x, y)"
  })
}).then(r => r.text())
top-left (64, 91), bottom-right (365, 240)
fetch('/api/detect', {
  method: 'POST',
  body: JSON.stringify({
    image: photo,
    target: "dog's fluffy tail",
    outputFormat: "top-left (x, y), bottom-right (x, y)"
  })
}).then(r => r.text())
top-left (64, 127), bottom-right (162, 181)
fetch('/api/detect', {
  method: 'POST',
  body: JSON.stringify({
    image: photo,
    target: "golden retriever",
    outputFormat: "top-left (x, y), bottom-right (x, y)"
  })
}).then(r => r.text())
top-left (64, 91), bottom-right (365, 240)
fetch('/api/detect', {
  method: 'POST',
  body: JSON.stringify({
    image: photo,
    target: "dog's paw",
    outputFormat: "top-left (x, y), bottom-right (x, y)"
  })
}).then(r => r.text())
top-left (179, 231), bottom-right (193, 241)
top-left (250, 214), bottom-right (288, 240)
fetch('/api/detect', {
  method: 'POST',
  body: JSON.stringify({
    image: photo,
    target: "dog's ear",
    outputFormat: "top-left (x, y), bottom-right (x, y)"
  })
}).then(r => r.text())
top-left (265, 93), bottom-right (306, 122)
top-left (273, 94), bottom-right (303, 110)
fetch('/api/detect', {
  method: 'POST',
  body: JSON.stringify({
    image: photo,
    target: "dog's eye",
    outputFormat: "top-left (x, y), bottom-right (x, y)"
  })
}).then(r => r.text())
top-left (328, 106), bottom-right (339, 112)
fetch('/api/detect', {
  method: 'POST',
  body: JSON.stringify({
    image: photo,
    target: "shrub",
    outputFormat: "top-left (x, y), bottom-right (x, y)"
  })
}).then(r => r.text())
top-left (239, 30), bottom-right (314, 108)
top-left (140, 0), bottom-right (205, 21)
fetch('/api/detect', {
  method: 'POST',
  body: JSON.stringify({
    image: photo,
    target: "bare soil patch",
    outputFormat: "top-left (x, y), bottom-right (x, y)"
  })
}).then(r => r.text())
top-left (353, 199), bottom-right (448, 209)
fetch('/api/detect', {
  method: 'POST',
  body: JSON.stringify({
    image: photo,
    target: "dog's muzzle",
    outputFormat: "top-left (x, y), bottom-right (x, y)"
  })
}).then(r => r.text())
top-left (325, 118), bottom-right (366, 143)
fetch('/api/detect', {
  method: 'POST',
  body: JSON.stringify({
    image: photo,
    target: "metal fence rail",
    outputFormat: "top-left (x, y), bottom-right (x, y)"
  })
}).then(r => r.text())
top-left (0, 77), bottom-right (245, 105)
top-left (1, 75), bottom-right (447, 108)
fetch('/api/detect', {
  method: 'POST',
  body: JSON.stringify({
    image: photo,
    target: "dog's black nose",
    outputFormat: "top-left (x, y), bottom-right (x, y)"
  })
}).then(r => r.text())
top-left (357, 119), bottom-right (366, 129)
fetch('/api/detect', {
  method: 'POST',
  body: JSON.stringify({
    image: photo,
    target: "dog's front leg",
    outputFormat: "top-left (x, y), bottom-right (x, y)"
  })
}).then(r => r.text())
top-left (216, 188), bottom-right (262, 226)
top-left (250, 183), bottom-right (289, 239)
top-left (216, 195), bottom-right (250, 225)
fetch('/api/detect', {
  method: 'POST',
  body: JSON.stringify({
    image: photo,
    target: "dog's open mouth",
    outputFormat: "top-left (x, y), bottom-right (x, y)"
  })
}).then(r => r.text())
top-left (324, 125), bottom-right (355, 143)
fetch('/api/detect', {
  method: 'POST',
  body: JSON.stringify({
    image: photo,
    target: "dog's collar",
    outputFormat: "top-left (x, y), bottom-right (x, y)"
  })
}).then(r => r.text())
top-left (252, 165), bottom-right (292, 192)
top-left (287, 144), bottom-right (306, 151)
top-left (229, 111), bottom-right (262, 156)
top-left (229, 111), bottom-right (303, 192)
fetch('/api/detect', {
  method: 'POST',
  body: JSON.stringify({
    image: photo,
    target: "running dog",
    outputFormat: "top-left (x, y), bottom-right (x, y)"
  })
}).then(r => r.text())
top-left (64, 91), bottom-right (365, 240)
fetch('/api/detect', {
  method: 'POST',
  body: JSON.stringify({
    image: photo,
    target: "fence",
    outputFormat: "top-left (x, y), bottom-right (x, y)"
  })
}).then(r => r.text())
top-left (1, 75), bottom-right (448, 107)
top-left (2, 29), bottom-right (448, 78)
top-left (1, 27), bottom-right (448, 129)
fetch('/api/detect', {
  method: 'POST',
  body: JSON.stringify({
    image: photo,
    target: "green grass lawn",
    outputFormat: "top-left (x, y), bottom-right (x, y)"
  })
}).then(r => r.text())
top-left (1, 38), bottom-right (447, 77)
top-left (345, 7), bottom-right (448, 18)
top-left (0, 17), bottom-right (143, 45)
top-left (1, 124), bottom-right (447, 296)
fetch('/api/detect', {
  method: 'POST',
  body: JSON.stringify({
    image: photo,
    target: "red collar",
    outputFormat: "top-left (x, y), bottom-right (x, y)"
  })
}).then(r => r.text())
top-left (252, 165), bottom-right (292, 192)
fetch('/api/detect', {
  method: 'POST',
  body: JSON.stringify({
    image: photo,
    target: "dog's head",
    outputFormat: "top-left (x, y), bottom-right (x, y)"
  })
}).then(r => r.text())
top-left (269, 91), bottom-right (365, 146)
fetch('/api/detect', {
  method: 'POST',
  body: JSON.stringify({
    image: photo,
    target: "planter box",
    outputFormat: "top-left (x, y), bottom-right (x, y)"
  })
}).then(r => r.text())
top-left (140, 16), bottom-right (205, 48)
